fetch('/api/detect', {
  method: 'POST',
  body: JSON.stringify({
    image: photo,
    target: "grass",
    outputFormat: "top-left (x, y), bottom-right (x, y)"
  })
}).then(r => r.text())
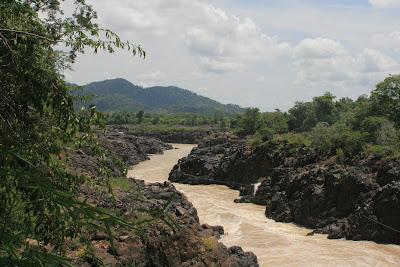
top-left (109, 177), bottom-right (131, 191)
top-left (273, 132), bottom-right (312, 147)
top-left (202, 236), bottom-right (217, 251)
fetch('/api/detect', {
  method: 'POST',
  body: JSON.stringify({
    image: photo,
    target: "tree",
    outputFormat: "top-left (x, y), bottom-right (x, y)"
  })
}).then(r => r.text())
top-left (136, 110), bottom-right (145, 123)
top-left (313, 92), bottom-right (336, 124)
top-left (151, 116), bottom-right (160, 125)
top-left (288, 92), bottom-right (338, 132)
top-left (370, 75), bottom-right (400, 126)
top-left (237, 108), bottom-right (261, 136)
top-left (288, 102), bottom-right (314, 132)
top-left (258, 111), bottom-right (288, 140)
top-left (0, 0), bottom-right (143, 264)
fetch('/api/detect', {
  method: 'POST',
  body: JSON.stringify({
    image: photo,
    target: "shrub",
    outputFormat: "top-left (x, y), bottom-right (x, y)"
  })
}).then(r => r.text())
top-left (273, 132), bottom-right (311, 147)
top-left (336, 148), bottom-right (345, 162)
top-left (361, 116), bottom-right (393, 143)
top-left (309, 122), bottom-right (365, 155)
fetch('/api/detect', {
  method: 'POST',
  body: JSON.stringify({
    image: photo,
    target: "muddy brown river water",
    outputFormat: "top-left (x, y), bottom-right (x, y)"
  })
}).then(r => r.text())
top-left (127, 144), bottom-right (400, 267)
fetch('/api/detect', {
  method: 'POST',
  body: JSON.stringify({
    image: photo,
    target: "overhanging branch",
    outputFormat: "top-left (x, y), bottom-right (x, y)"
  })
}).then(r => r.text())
top-left (0, 28), bottom-right (54, 43)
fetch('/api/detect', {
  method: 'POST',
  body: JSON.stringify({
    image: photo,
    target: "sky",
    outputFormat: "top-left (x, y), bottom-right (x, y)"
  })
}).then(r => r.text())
top-left (65, 0), bottom-right (400, 111)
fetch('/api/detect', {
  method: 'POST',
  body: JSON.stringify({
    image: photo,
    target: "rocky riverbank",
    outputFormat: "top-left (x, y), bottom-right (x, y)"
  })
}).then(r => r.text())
top-left (66, 128), bottom-right (172, 178)
top-left (169, 136), bottom-right (400, 244)
top-left (66, 128), bottom-right (258, 266)
top-left (112, 124), bottom-right (226, 144)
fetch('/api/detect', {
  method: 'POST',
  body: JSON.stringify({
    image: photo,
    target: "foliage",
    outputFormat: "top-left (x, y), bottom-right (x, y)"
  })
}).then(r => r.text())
top-left (136, 110), bottom-right (145, 124)
top-left (370, 75), bottom-right (400, 126)
top-left (233, 76), bottom-right (400, 159)
top-left (109, 177), bottom-right (133, 192)
top-left (287, 92), bottom-right (354, 132)
top-left (257, 112), bottom-right (288, 140)
top-left (272, 132), bottom-right (311, 147)
top-left (309, 123), bottom-right (365, 155)
top-left (106, 111), bottom-right (233, 131)
top-left (0, 0), bottom-right (144, 264)
top-left (236, 108), bottom-right (261, 136)
top-left (76, 78), bottom-right (244, 115)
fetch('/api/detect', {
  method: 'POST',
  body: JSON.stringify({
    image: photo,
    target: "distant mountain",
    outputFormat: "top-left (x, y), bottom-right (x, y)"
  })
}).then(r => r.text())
top-left (74, 78), bottom-right (244, 115)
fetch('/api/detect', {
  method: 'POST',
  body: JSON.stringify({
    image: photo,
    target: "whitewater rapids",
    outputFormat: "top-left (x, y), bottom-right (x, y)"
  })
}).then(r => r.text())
top-left (127, 144), bottom-right (400, 267)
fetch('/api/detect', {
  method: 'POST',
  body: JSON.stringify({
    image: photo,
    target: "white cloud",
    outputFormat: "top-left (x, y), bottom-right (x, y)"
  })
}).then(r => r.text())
top-left (182, 4), bottom-right (291, 73)
top-left (369, 0), bottom-right (400, 8)
top-left (294, 38), bottom-right (347, 59)
top-left (66, 0), bottom-right (400, 110)
top-left (358, 48), bottom-right (398, 72)
top-left (372, 30), bottom-right (400, 53)
top-left (292, 38), bottom-right (399, 97)
top-left (91, 0), bottom-right (290, 73)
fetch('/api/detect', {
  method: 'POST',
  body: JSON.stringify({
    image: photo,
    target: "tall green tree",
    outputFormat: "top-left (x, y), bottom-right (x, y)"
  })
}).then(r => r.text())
top-left (0, 0), bottom-right (143, 264)
top-left (370, 75), bottom-right (400, 126)
top-left (237, 108), bottom-right (261, 136)
top-left (136, 110), bottom-right (145, 123)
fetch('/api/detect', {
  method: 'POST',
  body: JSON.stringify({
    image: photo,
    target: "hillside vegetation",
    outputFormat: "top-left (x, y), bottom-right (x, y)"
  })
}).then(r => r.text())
top-left (76, 78), bottom-right (244, 115)
top-left (232, 75), bottom-right (400, 159)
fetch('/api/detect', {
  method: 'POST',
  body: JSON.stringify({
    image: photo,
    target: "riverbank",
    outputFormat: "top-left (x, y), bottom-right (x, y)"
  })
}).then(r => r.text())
top-left (169, 136), bottom-right (400, 245)
top-left (66, 130), bottom-right (257, 266)
top-left (130, 143), bottom-right (400, 266)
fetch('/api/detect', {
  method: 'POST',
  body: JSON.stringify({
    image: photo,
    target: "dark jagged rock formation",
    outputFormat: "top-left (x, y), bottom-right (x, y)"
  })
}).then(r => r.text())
top-left (126, 126), bottom-right (225, 144)
top-left (169, 137), bottom-right (400, 244)
top-left (169, 136), bottom-right (266, 191)
top-left (97, 129), bottom-right (172, 165)
top-left (66, 128), bottom-right (258, 266)
top-left (73, 180), bottom-right (258, 266)
top-left (129, 129), bottom-right (215, 144)
top-left (66, 128), bottom-right (172, 178)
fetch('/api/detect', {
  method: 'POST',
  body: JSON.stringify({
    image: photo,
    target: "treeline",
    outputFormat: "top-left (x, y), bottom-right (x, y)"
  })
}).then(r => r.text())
top-left (106, 111), bottom-right (231, 128)
top-left (233, 75), bottom-right (400, 159)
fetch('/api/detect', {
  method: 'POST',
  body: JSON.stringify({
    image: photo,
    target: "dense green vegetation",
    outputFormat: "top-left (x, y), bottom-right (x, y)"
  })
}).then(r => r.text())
top-left (106, 111), bottom-right (230, 129)
top-left (75, 78), bottom-right (244, 115)
top-left (233, 75), bottom-right (400, 159)
top-left (0, 0), bottom-right (145, 264)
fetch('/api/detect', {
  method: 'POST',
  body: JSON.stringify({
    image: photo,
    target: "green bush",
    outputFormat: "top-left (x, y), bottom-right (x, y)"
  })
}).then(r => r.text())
top-left (273, 132), bottom-right (311, 147)
top-left (309, 123), bottom-right (365, 155)
top-left (336, 148), bottom-right (345, 162)
top-left (361, 116), bottom-right (393, 143)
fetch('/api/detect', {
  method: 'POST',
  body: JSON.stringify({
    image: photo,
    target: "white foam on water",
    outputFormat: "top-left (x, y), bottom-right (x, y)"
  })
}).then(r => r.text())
top-left (253, 182), bottom-right (262, 195)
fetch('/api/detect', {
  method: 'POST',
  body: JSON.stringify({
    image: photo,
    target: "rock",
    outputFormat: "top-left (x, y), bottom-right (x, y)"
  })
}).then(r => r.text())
top-left (71, 177), bottom-right (258, 266)
top-left (376, 161), bottom-right (400, 186)
top-left (198, 229), bottom-right (214, 237)
top-left (175, 206), bottom-right (187, 216)
top-left (66, 127), bottom-right (173, 179)
top-left (127, 128), bottom-right (222, 144)
top-left (228, 246), bottom-right (259, 267)
top-left (67, 128), bottom-right (258, 266)
top-left (169, 136), bottom-right (400, 244)
top-left (201, 224), bottom-right (224, 238)
top-left (118, 235), bottom-right (130, 242)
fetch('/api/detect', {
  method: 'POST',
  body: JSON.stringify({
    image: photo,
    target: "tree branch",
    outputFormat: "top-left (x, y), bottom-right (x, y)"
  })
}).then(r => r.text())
top-left (0, 28), bottom-right (54, 43)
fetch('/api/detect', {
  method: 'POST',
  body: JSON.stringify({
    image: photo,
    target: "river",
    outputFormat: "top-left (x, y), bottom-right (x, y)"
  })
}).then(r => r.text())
top-left (127, 144), bottom-right (400, 267)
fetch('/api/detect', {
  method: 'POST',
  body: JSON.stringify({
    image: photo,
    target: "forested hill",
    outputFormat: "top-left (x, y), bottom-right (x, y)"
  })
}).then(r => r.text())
top-left (76, 78), bottom-right (244, 114)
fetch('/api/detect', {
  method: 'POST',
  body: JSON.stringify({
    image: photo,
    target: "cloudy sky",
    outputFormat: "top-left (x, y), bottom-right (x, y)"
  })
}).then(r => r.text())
top-left (65, 0), bottom-right (400, 111)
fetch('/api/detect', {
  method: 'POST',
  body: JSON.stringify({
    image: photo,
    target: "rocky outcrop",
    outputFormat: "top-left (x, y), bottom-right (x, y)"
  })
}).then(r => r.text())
top-left (66, 128), bottom-right (258, 266)
top-left (169, 136), bottom-right (268, 191)
top-left (257, 156), bottom-right (400, 244)
top-left (169, 137), bottom-right (400, 244)
top-left (97, 129), bottom-right (172, 165)
top-left (71, 179), bottom-right (258, 266)
top-left (117, 124), bottom-right (223, 144)
top-left (66, 128), bottom-right (172, 178)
